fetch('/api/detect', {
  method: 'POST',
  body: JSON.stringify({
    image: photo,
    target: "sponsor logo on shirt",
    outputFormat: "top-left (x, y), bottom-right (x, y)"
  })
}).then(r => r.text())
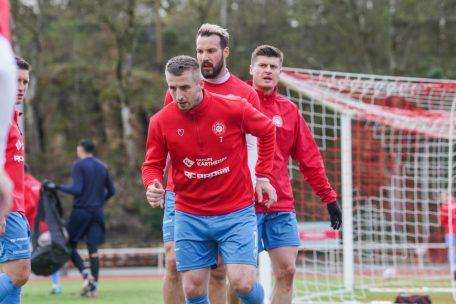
top-left (184, 166), bottom-right (230, 179)
top-left (272, 115), bottom-right (283, 127)
top-left (16, 139), bottom-right (23, 151)
top-left (183, 157), bottom-right (195, 168)
top-left (196, 157), bottom-right (227, 167)
top-left (177, 129), bottom-right (184, 136)
top-left (14, 155), bottom-right (24, 163)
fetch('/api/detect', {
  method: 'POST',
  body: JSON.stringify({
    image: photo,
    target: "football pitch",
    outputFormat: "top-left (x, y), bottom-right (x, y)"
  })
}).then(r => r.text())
top-left (22, 278), bottom-right (163, 304)
top-left (22, 277), bottom-right (456, 303)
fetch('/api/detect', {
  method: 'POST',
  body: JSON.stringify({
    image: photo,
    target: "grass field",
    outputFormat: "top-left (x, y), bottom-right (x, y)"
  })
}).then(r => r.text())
top-left (22, 278), bottom-right (163, 304)
top-left (22, 277), bottom-right (456, 303)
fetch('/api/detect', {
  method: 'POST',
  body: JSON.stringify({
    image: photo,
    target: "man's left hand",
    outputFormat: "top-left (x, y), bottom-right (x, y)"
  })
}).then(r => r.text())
top-left (327, 202), bottom-right (342, 230)
top-left (43, 179), bottom-right (58, 191)
top-left (255, 179), bottom-right (277, 208)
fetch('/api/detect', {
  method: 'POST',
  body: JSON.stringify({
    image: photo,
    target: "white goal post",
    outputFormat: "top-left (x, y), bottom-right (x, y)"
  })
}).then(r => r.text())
top-left (259, 68), bottom-right (456, 303)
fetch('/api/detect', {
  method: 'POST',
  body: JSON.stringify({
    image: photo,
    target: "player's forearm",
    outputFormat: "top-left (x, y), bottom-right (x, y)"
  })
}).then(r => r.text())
top-left (300, 164), bottom-right (337, 203)
top-left (255, 126), bottom-right (275, 180)
top-left (242, 102), bottom-right (276, 179)
top-left (142, 117), bottom-right (167, 188)
top-left (0, 35), bottom-right (17, 167)
top-left (58, 183), bottom-right (82, 195)
top-left (141, 165), bottom-right (165, 189)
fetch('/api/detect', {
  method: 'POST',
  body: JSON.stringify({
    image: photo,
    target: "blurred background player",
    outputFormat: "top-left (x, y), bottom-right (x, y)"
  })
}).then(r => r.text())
top-left (440, 190), bottom-right (456, 280)
top-left (0, 0), bottom-right (17, 220)
top-left (47, 139), bottom-right (115, 298)
top-left (0, 56), bottom-right (32, 303)
top-left (23, 164), bottom-right (62, 295)
top-left (162, 23), bottom-right (261, 304)
top-left (143, 55), bottom-right (277, 304)
top-left (248, 45), bottom-right (342, 303)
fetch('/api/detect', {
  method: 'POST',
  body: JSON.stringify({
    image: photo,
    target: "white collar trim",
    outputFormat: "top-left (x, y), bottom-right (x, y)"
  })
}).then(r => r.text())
top-left (203, 70), bottom-right (230, 84)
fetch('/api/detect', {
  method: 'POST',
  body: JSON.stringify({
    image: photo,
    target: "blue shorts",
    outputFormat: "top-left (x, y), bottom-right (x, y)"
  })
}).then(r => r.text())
top-left (67, 208), bottom-right (105, 245)
top-left (256, 212), bottom-right (300, 252)
top-left (0, 212), bottom-right (31, 262)
top-left (445, 234), bottom-right (456, 267)
top-left (162, 191), bottom-right (175, 243)
top-left (175, 204), bottom-right (258, 272)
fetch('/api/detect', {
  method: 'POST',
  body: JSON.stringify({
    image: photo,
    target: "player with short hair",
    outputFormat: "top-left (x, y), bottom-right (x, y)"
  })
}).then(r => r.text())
top-left (439, 191), bottom-right (456, 280)
top-left (248, 45), bottom-right (342, 303)
top-left (0, 0), bottom-right (16, 220)
top-left (0, 55), bottom-right (32, 303)
top-left (162, 23), bottom-right (261, 304)
top-left (143, 55), bottom-right (277, 304)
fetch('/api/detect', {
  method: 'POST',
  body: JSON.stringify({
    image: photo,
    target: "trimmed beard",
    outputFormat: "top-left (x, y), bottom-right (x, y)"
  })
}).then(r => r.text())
top-left (201, 54), bottom-right (224, 79)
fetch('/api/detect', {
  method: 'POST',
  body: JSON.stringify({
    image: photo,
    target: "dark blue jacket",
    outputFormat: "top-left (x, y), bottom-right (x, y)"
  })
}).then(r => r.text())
top-left (59, 157), bottom-right (115, 209)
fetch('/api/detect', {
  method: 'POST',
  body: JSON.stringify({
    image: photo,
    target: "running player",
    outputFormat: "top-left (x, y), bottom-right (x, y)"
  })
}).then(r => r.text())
top-left (0, 56), bottom-right (32, 303)
top-left (162, 23), bottom-right (260, 304)
top-left (248, 45), bottom-right (342, 303)
top-left (143, 55), bottom-right (277, 304)
top-left (0, 0), bottom-right (17, 219)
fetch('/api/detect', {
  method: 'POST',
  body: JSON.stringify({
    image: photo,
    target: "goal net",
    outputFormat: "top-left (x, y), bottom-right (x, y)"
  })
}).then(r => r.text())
top-left (277, 68), bottom-right (456, 303)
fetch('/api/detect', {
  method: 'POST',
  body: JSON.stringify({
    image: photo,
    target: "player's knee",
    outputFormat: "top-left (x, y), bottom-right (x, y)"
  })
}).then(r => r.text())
top-left (164, 244), bottom-right (177, 269)
top-left (8, 261), bottom-right (31, 287)
top-left (229, 275), bottom-right (255, 295)
top-left (164, 242), bottom-right (180, 279)
top-left (276, 263), bottom-right (296, 284)
top-left (183, 279), bottom-right (206, 299)
top-left (165, 254), bottom-right (177, 269)
top-left (210, 264), bottom-right (227, 282)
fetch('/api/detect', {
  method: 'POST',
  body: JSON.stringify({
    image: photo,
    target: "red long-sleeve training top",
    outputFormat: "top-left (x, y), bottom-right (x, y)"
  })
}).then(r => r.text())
top-left (441, 200), bottom-right (456, 234)
top-left (142, 90), bottom-right (275, 216)
top-left (5, 111), bottom-right (25, 214)
top-left (247, 82), bottom-right (337, 213)
top-left (163, 73), bottom-right (260, 191)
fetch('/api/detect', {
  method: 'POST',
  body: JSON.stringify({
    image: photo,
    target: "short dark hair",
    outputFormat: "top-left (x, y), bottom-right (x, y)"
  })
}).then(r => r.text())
top-left (15, 56), bottom-right (31, 71)
top-left (251, 45), bottom-right (284, 65)
top-left (78, 138), bottom-right (96, 154)
top-left (197, 23), bottom-right (229, 49)
top-left (165, 55), bottom-right (201, 81)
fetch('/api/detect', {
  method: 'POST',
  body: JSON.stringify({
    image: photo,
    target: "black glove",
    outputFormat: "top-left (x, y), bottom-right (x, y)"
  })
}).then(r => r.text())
top-left (42, 179), bottom-right (58, 191)
top-left (327, 202), bottom-right (342, 230)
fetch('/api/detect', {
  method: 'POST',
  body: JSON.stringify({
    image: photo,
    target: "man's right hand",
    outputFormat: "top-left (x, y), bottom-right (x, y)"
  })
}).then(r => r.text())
top-left (0, 170), bottom-right (12, 220)
top-left (256, 179), bottom-right (277, 208)
top-left (146, 179), bottom-right (165, 208)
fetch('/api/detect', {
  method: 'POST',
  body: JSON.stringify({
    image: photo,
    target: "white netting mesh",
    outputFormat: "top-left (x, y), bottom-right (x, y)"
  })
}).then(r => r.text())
top-left (278, 68), bottom-right (456, 303)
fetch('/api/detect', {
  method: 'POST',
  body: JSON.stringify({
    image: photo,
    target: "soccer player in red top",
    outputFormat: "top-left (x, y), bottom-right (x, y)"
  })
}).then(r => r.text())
top-left (439, 191), bottom-right (456, 280)
top-left (248, 45), bottom-right (342, 303)
top-left (143, 55), bottom-right (277, 304)
top-left (0, 56), bottom-right (32, 303)
top-left (0, 0), bottom-right (16, 220)
top-left (162, 24), bottom-right (261, 304)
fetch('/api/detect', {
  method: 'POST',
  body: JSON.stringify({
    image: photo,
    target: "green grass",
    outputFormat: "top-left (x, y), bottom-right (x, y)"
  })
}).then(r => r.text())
top-left (22, 277), bottom-right (456, 303)
top-left (293, 276), bottom-right (456, 303)
top-left (22, 279), bottom-right (163, 304)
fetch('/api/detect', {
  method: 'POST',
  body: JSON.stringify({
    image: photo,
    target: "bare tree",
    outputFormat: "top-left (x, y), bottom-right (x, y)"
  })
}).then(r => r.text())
top-left (95, 0), bottom-right (138, 166)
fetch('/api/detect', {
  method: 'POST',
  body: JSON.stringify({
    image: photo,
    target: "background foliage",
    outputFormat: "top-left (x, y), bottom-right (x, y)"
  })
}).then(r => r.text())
top-left (11, 0), bottom-right (456, 246)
